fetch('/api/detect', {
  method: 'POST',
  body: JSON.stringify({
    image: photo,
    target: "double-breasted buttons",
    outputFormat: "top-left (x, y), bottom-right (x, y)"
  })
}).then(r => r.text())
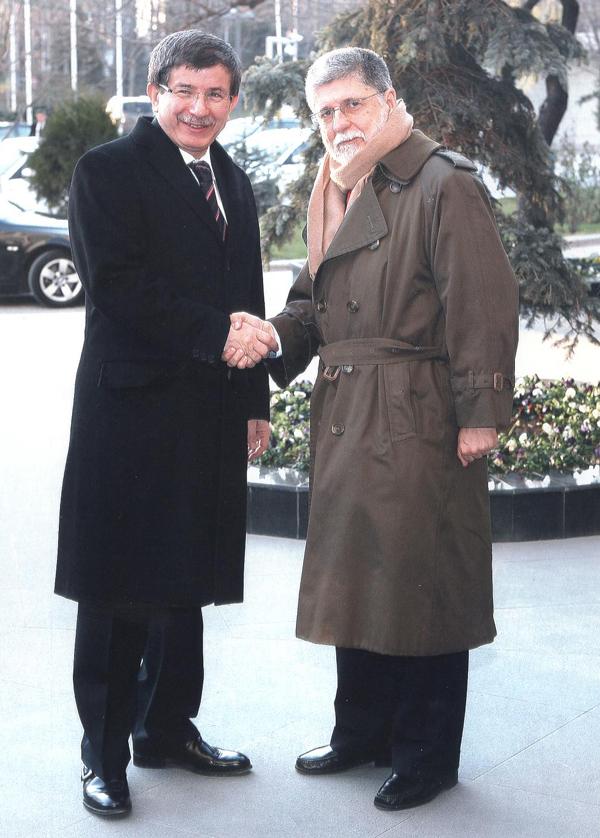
top-left (347, 300), bottom-right (360, 313)
top-left (331, 423), bottom-right (345, 436)
top-left (368, 239), bottom-right (380, 250)
top-left (389, 182), bottom-right (402, 193)
top-left (316, 299), bottom-right (327, 312)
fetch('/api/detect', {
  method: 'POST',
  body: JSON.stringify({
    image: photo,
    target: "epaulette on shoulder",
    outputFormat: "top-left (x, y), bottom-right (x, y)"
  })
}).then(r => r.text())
top-left (433, 149), bottom-right (477, 172)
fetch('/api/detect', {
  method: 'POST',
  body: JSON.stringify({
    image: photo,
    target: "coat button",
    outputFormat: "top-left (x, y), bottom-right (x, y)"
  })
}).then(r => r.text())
top-left (316, 299), bottom-right (327, 312)
top-left (331, 423), bottom-right (345, 435)
top-left (368, 239), bottom-right (380, 250)
top-left (389, 182), bottom-right (402, 193)
top-left (341, 365), bottom-right (354, 374)
top-left (347, 300), bottom-right (360, 313)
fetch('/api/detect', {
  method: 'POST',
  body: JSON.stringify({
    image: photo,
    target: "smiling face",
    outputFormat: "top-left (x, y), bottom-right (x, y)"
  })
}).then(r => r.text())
top-left (312, 73), bottom-right (396, 164)
top-left (147, 63), bottom-right (239, 157)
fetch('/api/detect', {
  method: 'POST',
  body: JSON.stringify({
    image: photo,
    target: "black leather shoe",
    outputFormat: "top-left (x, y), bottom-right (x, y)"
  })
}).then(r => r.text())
top-left (133, 736), bottom-right (252, 775)
top-left (374, 771), bottom-right (458, 810)
top-left (295, 745), bottom-right (390, 775)
top-left (81, 766), bottom-right (131, 816)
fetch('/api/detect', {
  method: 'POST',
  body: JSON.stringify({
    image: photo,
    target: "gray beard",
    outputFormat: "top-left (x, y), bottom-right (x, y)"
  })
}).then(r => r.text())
top-left (328, 106), bottom-right (390, 164)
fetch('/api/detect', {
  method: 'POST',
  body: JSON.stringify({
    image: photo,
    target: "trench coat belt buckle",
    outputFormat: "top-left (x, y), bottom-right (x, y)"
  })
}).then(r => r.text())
top-left (323, 365), bottom-right (341, 381)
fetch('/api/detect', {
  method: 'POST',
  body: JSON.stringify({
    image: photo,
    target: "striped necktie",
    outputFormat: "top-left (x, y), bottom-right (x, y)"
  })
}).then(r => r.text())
top-left (189, 159), bottom-right (227, 241)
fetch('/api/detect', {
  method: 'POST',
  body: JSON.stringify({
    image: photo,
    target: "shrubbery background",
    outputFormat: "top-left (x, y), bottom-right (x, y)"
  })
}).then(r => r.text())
top-left (260, 376), bottom-right (600, 477)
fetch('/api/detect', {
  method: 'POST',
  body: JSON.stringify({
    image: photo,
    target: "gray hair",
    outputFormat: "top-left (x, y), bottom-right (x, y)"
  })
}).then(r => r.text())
top-left (148, 30), bottom-right (242, 97)
top-left (305, 47), bottom-right (393, 110)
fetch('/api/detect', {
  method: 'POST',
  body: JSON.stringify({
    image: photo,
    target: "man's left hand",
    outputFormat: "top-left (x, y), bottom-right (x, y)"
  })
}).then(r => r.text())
top-left (457, 427), bottom-right (498, 467)
top-left (248, 419), bottom-right (270, 461)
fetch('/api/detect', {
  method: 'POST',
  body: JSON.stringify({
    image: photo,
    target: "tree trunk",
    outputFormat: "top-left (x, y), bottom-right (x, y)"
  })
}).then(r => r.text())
top-left (519, 0), bottom-right (580, 226)
top-left (524, 0), bottom-right (579, 146)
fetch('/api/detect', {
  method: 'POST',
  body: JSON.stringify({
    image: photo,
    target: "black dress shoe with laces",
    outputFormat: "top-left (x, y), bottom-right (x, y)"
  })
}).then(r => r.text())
top-left (374, 770), bottom-right (458, 810)
top-left (295, 745), bottom-right (390, 775)
top-left (133, 736), bottom-right (252, 775)
top-left (81, 766), bottom-right (131, 816)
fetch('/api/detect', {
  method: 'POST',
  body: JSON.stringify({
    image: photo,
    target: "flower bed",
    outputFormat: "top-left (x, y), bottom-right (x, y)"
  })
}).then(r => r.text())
top-left (261, 380), bottom-right (312, 472)
top-left (260, 375), bottom-right (600, 481)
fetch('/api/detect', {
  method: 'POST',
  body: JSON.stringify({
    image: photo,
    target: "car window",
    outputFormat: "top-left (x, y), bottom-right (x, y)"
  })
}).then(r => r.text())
top-left (123, 102), bottom-right (153, 116)
top-left (9, 160), bottom-right (32, 179)
top-left (0, 123), bottom-right (30, 141)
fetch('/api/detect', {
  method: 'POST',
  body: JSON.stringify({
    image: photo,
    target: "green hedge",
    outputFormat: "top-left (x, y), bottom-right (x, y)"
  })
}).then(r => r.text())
top-left (260, 376), bottom-right (600, 478)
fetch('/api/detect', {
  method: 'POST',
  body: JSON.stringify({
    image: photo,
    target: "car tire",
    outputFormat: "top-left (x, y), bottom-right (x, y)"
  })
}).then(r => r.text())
top-left (27, 249), bottom-right (83, 307)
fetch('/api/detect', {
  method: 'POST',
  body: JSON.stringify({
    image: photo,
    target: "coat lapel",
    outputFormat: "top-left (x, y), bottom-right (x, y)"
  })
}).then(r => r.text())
top-left (319, 132), bottom-right (441, 268)
top-left (323, 179), bottom-right (388, 264)
top-left (130, 118), bottom-right (224, 245)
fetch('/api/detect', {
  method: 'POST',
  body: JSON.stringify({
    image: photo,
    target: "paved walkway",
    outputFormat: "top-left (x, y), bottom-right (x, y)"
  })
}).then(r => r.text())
top-left (1, 293), bottom-right (599, 837)
top-left (0, 530), bottom-right (599, 837)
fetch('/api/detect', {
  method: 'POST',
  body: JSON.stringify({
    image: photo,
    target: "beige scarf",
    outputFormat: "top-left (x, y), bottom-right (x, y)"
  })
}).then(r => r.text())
top-left (306, 100), bottom-right (414, 278)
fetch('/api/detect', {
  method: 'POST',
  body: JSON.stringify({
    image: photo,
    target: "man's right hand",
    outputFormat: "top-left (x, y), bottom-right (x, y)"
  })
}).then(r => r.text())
top-left (221, 313), bottom-right (278, 368)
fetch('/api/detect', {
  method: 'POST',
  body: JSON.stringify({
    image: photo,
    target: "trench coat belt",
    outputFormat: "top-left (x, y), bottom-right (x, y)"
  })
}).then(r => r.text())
top-left (319, 338), bottom-right (446, 381)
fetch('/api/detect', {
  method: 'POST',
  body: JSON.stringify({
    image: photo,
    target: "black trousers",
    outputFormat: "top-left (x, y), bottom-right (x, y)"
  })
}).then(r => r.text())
top-left (73, 601), bottom-right (204, 780)
top-left (330, 647), bottom-right (469, 779)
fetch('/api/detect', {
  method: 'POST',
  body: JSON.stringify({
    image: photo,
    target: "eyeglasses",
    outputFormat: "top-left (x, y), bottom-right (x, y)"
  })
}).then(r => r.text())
top-left (310, 92), bottom-right (382, 128)
top-left (158, 84), bottom-right (233, 107)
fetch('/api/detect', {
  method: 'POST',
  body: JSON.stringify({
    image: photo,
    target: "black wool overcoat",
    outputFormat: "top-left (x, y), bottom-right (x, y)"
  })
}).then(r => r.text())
top-left (54, 117), bottom-right (269, 607)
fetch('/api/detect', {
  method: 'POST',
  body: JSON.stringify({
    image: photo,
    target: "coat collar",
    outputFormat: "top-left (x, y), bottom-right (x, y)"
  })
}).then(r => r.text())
top-left (129, 117), bottom-right (235, 247)
top-left (319, 130), bottom-right (441, 270)
top-left (375, 129), bottom-right (442, 186)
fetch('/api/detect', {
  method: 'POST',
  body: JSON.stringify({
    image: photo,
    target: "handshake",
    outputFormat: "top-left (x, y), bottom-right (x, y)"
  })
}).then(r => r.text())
top-left (221, 312), bottom-right (279, 369)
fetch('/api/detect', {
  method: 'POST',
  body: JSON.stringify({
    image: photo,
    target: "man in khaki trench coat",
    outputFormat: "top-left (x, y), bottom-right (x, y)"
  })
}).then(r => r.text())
top-left (228, 47), bottom-right (518, 811)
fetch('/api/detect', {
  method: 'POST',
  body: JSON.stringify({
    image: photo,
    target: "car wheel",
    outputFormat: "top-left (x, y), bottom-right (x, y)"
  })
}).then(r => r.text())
top-left (27, 249), bottom-right (83, 307)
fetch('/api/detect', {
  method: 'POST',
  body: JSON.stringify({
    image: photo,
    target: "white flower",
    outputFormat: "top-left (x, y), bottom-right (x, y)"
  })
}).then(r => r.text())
top-left (542, 422), bottom-right (554, 435)
top-left (507, 438), bottom-right (518, 452)
top-left (293, 429), bottom-right (304, 440)
top-left (565, 387), bottom-right (576, 399)
top-left (518, 432), bottom-right (528, 445)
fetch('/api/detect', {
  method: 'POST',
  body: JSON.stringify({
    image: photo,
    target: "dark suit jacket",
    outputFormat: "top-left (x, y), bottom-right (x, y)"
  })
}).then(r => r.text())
top-left (55, 117), bottom-right (269, 607)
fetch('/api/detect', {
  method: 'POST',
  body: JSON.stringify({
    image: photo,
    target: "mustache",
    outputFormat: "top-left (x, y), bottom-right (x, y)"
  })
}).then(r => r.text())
top-left (333, 130), bottom-right (366, 146)
top-left (178, 115), bottom-right (216, 128)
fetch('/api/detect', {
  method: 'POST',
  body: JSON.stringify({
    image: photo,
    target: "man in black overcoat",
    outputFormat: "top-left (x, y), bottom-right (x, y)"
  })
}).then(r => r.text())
top-left (54, 30), bottom-right (276, 816)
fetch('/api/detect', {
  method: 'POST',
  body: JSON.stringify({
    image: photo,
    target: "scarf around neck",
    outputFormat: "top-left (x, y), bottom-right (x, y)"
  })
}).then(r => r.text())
top-left (306, 100), bottom-right (414, 278)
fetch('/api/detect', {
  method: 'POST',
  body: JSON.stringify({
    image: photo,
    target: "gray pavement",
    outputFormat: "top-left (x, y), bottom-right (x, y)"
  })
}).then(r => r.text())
top-left (1, 301), bottom-right (600, 837)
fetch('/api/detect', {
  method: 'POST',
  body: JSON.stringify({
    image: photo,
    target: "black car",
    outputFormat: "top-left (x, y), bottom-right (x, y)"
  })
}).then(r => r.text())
top-left (0, 197), bottom-right (82, 306)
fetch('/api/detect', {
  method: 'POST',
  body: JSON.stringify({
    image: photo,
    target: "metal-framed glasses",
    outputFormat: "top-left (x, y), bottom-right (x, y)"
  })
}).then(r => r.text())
top-left (310, 92), bottom-right (382, 128)
top-left (158, 83), bottom-right (232, 107)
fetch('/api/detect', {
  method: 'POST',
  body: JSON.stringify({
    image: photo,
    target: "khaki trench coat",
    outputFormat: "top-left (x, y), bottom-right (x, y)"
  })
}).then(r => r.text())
top-left (269, 130), bottom-right (519, 656)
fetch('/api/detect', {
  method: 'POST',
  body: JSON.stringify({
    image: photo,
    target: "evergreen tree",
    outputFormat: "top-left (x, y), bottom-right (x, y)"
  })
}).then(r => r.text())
top-left (243, 0), bottom-right (599, 346)
top-left (28, 97), bottom-right (118, 216)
